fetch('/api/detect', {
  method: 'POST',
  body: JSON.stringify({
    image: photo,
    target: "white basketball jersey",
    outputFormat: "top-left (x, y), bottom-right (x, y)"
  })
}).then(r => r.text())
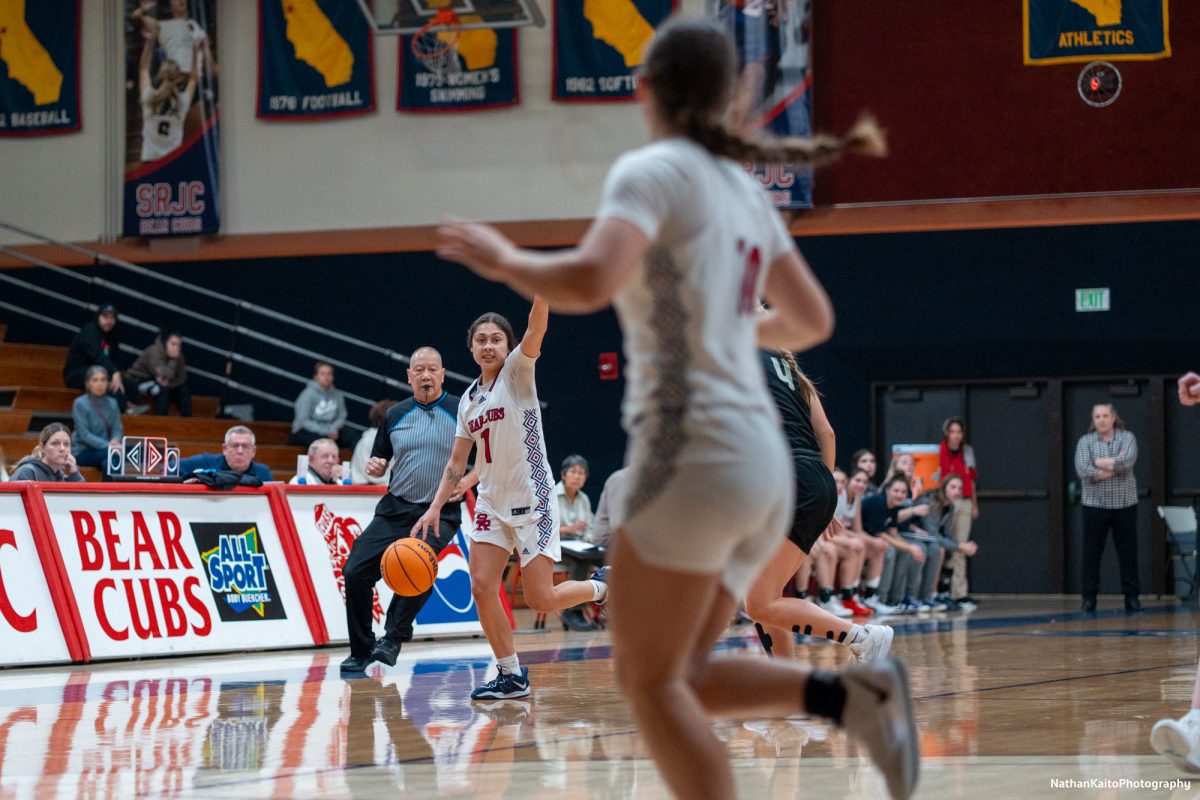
top-left (140, 84), bottom-right (193, 162)
top-left (456, 348), bottom-right (555, 528)
top-left (596, 137), bottom-right (795, 433)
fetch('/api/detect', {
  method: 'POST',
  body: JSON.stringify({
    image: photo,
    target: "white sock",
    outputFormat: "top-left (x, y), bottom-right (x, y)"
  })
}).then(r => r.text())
top-left (496, 654), bottom-right (520, 675)
top-left (844, 623), bottom-right (867, 648)
top-left (866, 576), bottom-right (881, 589)
top-left (1183, 708), bottom-right (1200, 724)
top-left (590, 579), bottom-right (607, 602)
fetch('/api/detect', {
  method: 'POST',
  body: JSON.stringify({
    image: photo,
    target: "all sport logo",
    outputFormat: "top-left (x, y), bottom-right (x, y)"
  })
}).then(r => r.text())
top-left (191, 523), bottom-right (287, 622)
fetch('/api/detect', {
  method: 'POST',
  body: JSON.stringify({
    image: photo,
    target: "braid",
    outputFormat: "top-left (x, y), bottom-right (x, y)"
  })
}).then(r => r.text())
top-left (777, 349), bottom-right (817, 404)
top-left (683, 113), bottom-right (887, 168)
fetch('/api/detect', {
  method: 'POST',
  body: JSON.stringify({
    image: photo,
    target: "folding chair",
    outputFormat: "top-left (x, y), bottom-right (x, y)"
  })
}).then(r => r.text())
top-left (1157, 505), bottom-right (1199, 601)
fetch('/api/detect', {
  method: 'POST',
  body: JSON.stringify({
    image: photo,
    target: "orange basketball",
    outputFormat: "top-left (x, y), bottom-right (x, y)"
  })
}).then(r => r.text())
top-left (380, 537), bottom-right (439, 596)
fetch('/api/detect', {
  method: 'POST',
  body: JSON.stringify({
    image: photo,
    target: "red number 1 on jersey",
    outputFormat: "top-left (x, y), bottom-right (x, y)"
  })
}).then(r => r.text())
top-left (737, 239), bottom-right (763, 315)
top-left (479, 428), bottom-right (493, 464)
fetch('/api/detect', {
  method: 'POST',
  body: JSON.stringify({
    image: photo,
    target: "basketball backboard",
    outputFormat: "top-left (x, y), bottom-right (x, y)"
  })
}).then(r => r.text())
top-left (356, 0), bottom-right (545, 35)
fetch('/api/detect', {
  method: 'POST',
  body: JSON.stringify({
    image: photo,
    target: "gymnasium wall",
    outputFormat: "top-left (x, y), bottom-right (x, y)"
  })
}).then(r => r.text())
top-left (2, 1), bottom-right (1197, 245)
top-left (811, 2), bottom-right (1200, 203)
top-left (6, 219), bottom-right (1198, 488)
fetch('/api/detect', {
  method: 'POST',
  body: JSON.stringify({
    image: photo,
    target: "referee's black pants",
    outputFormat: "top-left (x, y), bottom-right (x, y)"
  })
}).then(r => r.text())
top-left (1081, 504), bottom-right (1140, 600)
top-left (343, 493), bottom-right (460, 659)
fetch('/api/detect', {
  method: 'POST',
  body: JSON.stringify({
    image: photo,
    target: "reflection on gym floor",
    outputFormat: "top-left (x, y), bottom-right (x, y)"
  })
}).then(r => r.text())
top-left (0, 598), bottom-right (1197, 798)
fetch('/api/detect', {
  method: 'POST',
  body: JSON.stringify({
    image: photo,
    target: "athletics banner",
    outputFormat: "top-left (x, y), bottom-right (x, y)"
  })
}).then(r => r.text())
top-left (552, 0), bottom-right (675, 102)
top-left (1024, 0), bottom-right (1170, 65)
top-left (258, 0), bottom-right (375, 120)
top-left (398, 28), bottom-right (518, 113)
top-left (122, 0), bottom-right (220, 237)
top-left (710, 0), bottom-right (813, 209)
top-left (0, 0), bottom-right (81, 137)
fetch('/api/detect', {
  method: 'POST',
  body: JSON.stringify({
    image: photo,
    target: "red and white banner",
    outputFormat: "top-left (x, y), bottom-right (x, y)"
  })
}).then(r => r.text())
top-left (42, 488), bottom-right (316, 660)
top-left (0, 490), bottom-right (71, 665)
top-left (284, 487), bottom-right (484, 641)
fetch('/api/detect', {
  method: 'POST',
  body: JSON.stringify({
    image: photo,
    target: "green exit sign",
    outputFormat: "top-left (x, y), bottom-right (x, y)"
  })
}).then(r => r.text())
top-left (1075, 288), bottom-right (1110, 312)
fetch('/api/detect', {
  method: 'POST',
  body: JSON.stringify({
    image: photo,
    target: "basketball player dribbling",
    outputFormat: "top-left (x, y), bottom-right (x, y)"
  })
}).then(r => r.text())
top-left (435, 18), bottom-right (918, 799)
top-left (746, 346), bottom-right (894, 665)
top-left (412, 298), bottom-right (608, 701)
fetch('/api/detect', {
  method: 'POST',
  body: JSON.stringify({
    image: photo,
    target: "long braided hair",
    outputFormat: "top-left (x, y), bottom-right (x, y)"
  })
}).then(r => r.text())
top-left (775, 349), bottom-right (817, 406)
top-left (640, 18), bottom-right (886, 167)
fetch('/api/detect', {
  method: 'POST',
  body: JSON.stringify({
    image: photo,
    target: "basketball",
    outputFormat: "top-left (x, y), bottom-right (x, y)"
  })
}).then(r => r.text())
top-left (380, 537), bottom-right (439, 596)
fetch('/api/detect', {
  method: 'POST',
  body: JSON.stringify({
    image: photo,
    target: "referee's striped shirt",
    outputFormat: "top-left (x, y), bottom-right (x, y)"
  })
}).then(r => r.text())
top-left (372, 392), bottom-right (461, 503)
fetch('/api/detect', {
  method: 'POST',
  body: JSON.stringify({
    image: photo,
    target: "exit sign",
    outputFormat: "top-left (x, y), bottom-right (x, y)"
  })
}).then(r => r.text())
top-left (1075, 288), bottom-right (1110, 312)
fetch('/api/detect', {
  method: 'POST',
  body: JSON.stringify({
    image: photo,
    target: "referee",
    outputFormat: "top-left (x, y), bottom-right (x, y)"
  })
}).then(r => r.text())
top-left (341, 346), bottom-right (475, 674)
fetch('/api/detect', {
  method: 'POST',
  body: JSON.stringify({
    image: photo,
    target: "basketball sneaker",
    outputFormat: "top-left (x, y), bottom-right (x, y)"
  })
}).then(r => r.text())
top-left (849, 624), bottom-right (895, 665)
top-left (842, 596), bottom-right (874, 617)
top-left (1151, 710), bottom-right (1200, 774)
top-left (471, 667), bottom-right (531, 700)
top-left (840, 658), bottom-right (920, 800)
top-left (369, 637), bottom-right (401, 667)
top-left (821, 597), bottom-right (854, 618)
top-left (589, 566), bottom-right (610, 605)
top-left (862, 595), bottom-right (899, 615)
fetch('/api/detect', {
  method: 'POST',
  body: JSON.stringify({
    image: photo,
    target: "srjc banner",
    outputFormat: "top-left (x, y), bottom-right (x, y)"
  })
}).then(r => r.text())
top-left (709, 0), bottom-right (813, 209)
top-left (123, 0), bottom-right (220, 237)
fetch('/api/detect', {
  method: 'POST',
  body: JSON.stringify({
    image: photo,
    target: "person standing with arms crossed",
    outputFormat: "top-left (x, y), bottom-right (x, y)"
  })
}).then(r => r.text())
top-left (433, 18), bottom-right (917, 799)
top-left (340, 347), bottom-right (475, 674)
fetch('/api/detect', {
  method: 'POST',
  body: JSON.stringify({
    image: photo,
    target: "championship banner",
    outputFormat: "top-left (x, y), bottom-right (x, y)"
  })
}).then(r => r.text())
top-left (1024, 0), bottom-right (1170, 65)
top-left (398, 27), bottom-right (518, 113)
top-left (552, 0), bottom-right (675, 102)
top-left (258, 0), bottom-right (376, 120)
top-left (122, 0), bottom-right (220, 237)
top-left (284, 487), bottom-right (484, 640)
top-left (710, 0), bottom-right (813, 209)
top-left (0, 0), bottom-right (80, 137)
top-left (42, 490), bottom-right (315, 660)
top-left (0, 492), bottom-right (71, 666)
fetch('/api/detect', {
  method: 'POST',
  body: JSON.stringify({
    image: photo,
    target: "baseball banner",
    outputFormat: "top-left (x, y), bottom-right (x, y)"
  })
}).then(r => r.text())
top-left (1024, 0), bottom-right (1170, 65)
top-left (42, 491), bottom-right (315, 659)
top-left (0, 0), bottom-right (81, 137)
top-left (0, 492), bottom-right (72, 666)
top-left (123, 0), bottom-right (220, 237)
top-left (258, 0), bottom-right (376, 120)
top-left (398, 27), bottom-right (518, 113)
top-left (710, 0), bottom-right (813, 209)
top-left (284, 487), bottom-right (485, 641)
top-left (552, 0), bottom-right (675, 102)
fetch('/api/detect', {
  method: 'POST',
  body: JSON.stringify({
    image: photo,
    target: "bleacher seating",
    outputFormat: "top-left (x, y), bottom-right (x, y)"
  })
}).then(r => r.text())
top-left (0, 323), bottom-right (341, 481)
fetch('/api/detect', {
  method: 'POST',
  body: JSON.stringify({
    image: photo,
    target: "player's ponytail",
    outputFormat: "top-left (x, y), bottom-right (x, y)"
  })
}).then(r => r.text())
top-left (776, 349), bottom-right (817, 405)
top-left (642, 18), bottom-right (886, 168)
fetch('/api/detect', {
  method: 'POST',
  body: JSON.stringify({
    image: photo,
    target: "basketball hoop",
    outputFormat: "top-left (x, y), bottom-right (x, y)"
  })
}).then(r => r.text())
top-left (412, 9), bottom-right (462, 82)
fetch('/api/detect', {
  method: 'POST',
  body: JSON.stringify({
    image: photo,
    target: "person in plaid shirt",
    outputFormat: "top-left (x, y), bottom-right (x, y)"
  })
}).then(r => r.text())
top-left (1074, 402), bottom-right (1140, 613)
